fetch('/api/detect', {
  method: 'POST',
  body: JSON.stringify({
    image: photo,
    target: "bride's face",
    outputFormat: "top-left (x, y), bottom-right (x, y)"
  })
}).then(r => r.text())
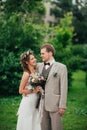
top-left (28, 54), bottom-right (37, 67)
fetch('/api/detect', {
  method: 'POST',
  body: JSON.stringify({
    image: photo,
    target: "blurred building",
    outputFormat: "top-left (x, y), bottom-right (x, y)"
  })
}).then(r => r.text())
top-left (43, 2), bottom-right (56, 26)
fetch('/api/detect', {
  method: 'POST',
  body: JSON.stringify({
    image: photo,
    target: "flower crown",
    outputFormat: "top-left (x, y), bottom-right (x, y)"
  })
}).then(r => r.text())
top-left (23, 49), bottom-right (33, 60)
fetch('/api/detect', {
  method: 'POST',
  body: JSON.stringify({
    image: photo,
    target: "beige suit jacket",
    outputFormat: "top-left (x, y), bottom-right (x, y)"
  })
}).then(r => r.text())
top-left (37, 62), bottom-right (68, 112)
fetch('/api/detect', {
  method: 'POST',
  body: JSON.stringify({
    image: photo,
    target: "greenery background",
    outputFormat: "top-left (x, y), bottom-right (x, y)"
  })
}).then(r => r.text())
top-left (0, 0), bottom-right (87, 96)
top-left (0, 0), bottom-right (87, 130)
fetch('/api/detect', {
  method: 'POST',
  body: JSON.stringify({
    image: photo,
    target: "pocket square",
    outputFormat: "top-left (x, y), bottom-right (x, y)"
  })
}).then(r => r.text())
top-left (53, 72), bottom-right (58, 77)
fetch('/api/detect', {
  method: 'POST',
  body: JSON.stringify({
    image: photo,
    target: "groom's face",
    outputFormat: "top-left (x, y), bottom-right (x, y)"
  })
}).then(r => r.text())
top-left (40, 48), bottom-right (51, 62)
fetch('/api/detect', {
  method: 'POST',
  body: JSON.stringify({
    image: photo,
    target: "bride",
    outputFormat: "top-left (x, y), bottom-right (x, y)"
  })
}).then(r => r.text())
top-left (16, 50), bottom-right (41, 130)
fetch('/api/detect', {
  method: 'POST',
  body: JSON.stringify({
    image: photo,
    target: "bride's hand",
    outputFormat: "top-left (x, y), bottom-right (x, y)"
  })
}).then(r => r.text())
top-left (33, 86), bottom-right (41, 93)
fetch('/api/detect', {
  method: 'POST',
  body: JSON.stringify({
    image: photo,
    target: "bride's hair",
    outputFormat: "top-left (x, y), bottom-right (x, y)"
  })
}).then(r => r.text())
top-left (20, 50), bottom-right (34, 73)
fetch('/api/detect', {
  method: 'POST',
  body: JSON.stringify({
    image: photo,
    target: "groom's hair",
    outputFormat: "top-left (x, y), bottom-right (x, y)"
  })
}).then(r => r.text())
top-left (41, 43), bottom-right (55, 56)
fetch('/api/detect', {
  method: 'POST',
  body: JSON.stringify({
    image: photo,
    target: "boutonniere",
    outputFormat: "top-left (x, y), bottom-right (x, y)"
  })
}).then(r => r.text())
top-left (53, 72), bottom-right (58, 77)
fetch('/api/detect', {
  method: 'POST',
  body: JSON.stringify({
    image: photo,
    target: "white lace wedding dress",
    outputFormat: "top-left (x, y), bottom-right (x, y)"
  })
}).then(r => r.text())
top-left (16, 84), bottom-right (41, 130)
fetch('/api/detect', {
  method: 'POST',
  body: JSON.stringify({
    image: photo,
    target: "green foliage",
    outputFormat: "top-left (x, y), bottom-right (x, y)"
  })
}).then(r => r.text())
top-left (0, 5), bottom-right (86, 95)
top-left (0, 13), bottom-right (46, 96)
top-left (2, 0), bottom-right (43, 13)
top-left (71, 44), bottom-right (87, 71)
top-left (0, 49), bottom-right (21, 96)
top-left (47, 12), bottom-right (86, 86)
top-left (54, 12), bottom-right (73, 47)
top-left (51, 0), bottom-right (87, 44)
top-left (48, 12), bottom-right (75, 85)
top-left (72, 0), bottom-right (87, 44)
top-left (1, 0), bottom-right (45, 23)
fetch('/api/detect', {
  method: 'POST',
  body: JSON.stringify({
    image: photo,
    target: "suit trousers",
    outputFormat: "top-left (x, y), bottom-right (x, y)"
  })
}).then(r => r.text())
top-left (41, 104), bottom-right (63, 130)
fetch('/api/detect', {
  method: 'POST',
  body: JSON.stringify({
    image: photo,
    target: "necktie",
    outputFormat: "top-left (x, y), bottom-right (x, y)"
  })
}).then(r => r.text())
top-left (44, 62), bottom-right (50, 66)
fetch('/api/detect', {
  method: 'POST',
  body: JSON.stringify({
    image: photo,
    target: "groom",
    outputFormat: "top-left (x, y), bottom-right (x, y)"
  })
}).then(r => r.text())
top-left (38, 44), bottom-right (68, 130)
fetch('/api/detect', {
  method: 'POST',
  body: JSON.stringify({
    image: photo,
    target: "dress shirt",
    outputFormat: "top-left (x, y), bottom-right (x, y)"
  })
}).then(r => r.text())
top-left (44, 59), bottom-right (55, 69)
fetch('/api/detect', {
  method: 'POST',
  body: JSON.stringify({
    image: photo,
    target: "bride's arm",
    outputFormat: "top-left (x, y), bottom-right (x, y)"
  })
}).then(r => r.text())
top-left (19, 71), bottom-right (31, 95)
top-left (19, 71), bottom-right (40, 95)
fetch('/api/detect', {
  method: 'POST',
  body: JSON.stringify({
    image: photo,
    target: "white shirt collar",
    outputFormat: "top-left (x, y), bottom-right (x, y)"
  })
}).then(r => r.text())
top-left (44, 59), bottom-right (55, 68)
top-left (48, 58), bottom-right (55, 66)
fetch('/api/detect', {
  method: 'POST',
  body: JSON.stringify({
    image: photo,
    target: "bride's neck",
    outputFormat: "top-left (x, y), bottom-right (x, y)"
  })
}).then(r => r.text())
top-left (29, 65), bottom-right (35, 74)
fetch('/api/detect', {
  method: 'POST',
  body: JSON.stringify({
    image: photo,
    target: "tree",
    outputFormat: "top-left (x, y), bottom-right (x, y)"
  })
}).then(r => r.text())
top-left (50, 0), bottom-right (72, 23)
top-left (50, 0), bottom-right (87, 44)
top-left (0, 0), bottom-right (45, 23)
top-left (0, 13), bottom-right (46, 96)
top-left (47, 12), bottom-right (82, 87)
top-left (72, 0), bottom-right (87, 44)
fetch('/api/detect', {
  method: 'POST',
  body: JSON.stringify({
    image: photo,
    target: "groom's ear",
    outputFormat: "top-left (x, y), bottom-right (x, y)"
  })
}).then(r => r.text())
top-left (49, 51), bottom-right (52, 56)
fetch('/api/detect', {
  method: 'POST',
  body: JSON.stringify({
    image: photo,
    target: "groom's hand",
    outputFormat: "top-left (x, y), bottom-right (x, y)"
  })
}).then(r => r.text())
top-left (58, 108), bottom-right (66, 116)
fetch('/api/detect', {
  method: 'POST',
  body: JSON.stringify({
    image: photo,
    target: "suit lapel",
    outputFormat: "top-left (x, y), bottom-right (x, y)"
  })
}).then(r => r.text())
top-left (39, 63), bottom-right (44, 73)
top-left (38, 62), bottom-right (58, 82)
top-left (47, 62), bottom-right (57, 82)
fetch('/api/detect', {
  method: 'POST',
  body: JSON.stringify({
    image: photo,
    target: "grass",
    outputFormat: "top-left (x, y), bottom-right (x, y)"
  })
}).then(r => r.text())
top-left (0, 96), bottom-right (21, 130)
top-left (63, 70), bottom-right (87, 130)
top-left (0, 70), bottom-right (87, 130)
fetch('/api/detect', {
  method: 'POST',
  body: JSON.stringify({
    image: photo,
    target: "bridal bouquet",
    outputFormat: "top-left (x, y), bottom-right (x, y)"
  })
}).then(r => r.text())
top-left (30, 72), bottom-right (46, 108)
top-left (30, 72), bottom-right (46, 89)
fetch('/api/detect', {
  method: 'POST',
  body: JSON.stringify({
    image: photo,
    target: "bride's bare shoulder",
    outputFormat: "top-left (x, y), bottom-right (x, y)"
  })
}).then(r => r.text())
top-left (22, 71), bottom-right (30, 78)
